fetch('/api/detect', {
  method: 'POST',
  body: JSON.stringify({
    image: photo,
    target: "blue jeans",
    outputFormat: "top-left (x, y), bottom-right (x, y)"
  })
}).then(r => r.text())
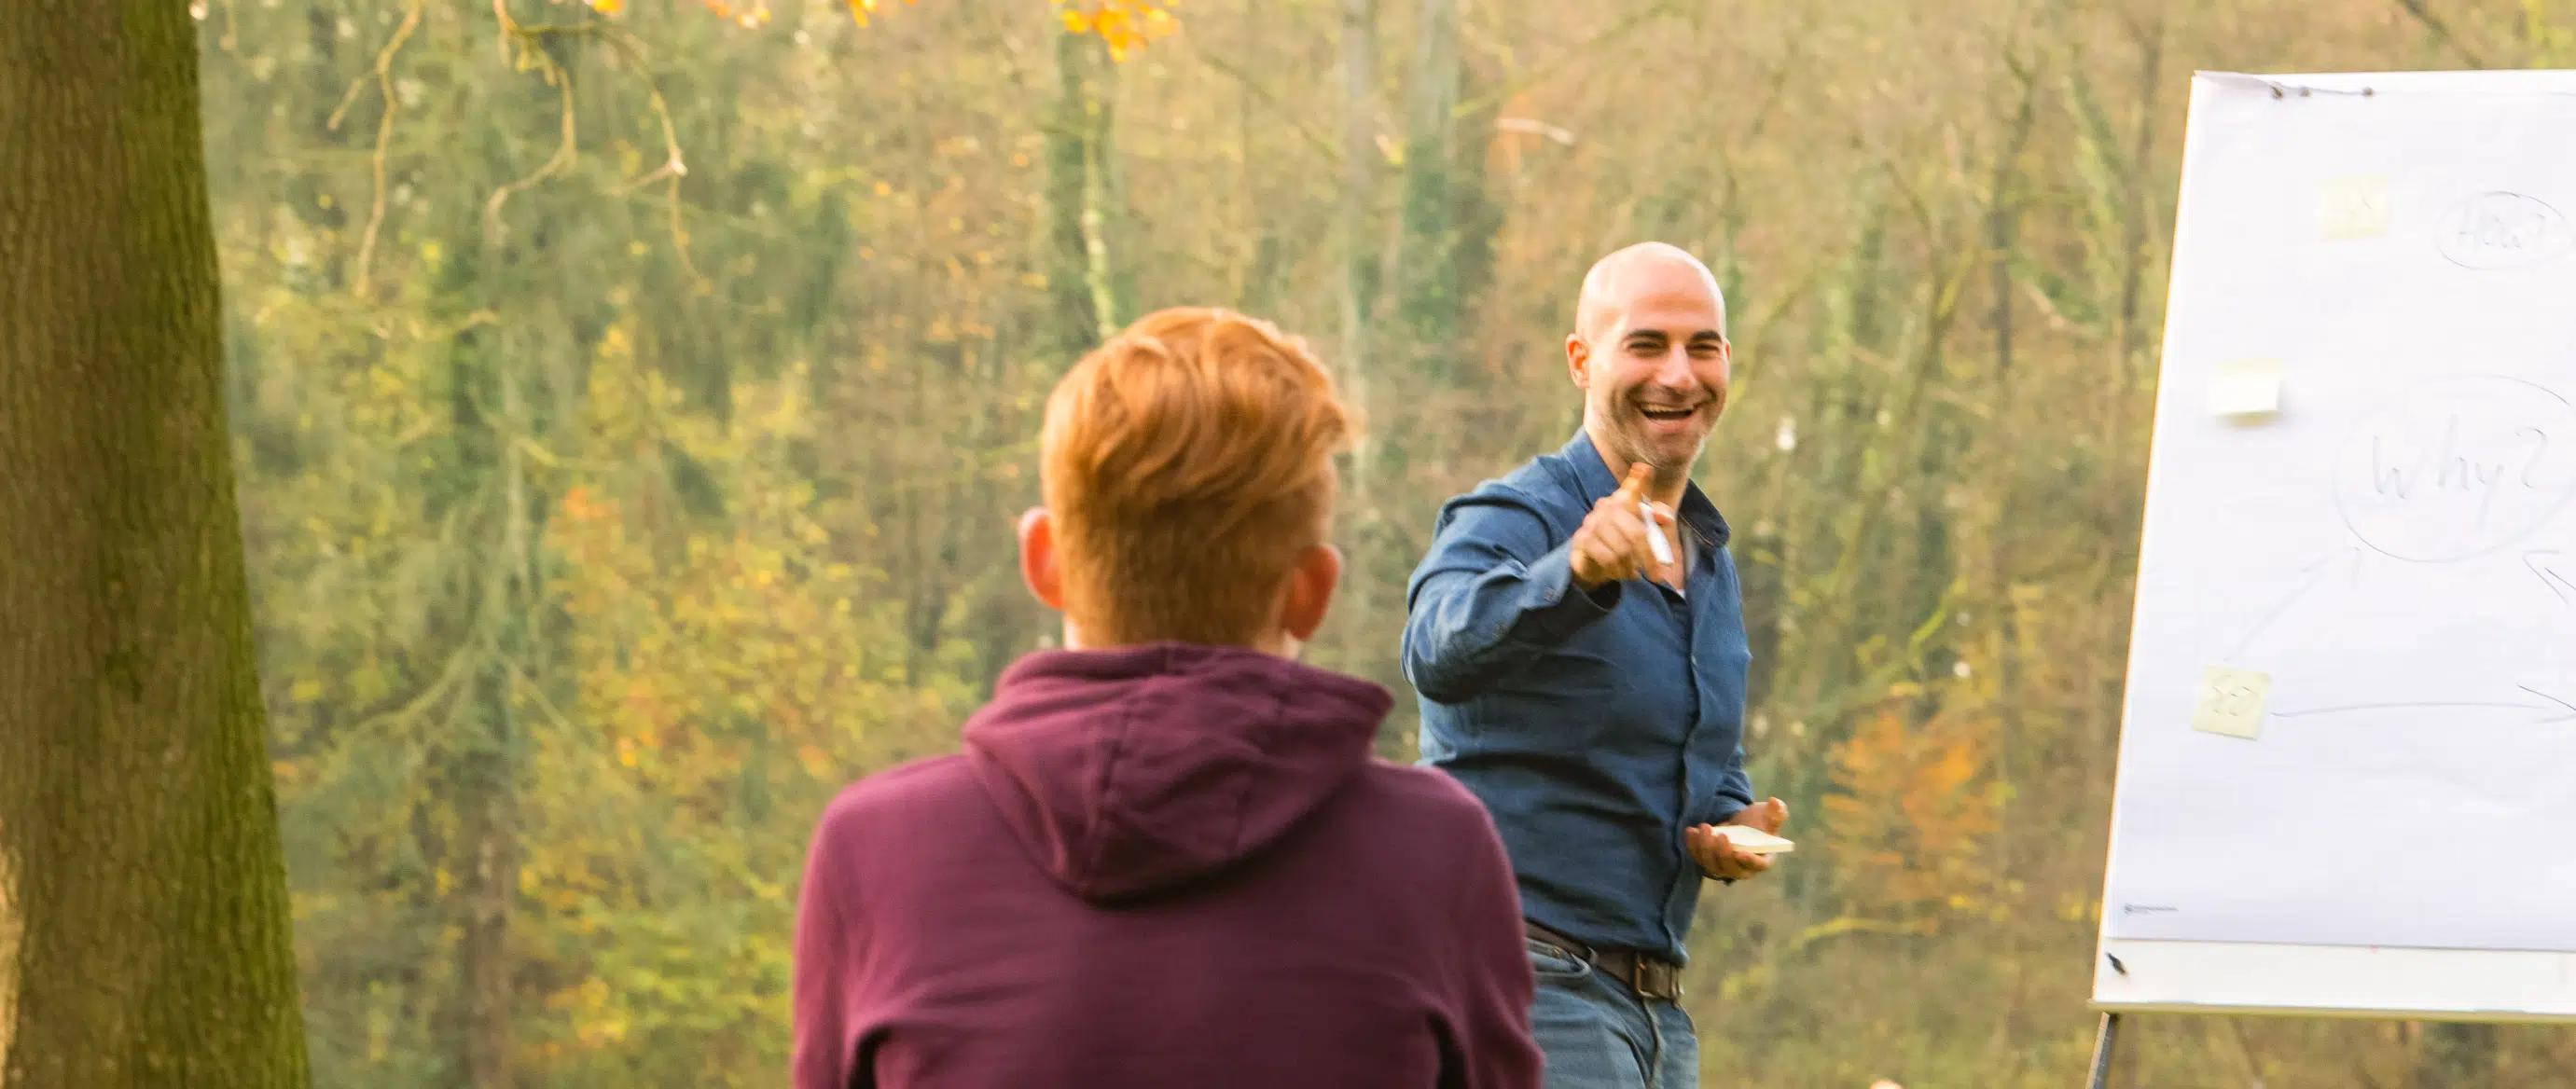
top-left (1526, 938), bottom-right (1698, 1089)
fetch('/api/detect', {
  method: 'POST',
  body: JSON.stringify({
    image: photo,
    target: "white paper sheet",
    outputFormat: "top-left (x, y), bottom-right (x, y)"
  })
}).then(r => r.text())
top-left (2102, 71), bottom-right (2576, 954)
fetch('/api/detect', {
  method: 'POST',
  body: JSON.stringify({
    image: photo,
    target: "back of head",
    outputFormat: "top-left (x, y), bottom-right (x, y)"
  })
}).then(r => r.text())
top-left (1040, 307), bottom-right (1353, 647)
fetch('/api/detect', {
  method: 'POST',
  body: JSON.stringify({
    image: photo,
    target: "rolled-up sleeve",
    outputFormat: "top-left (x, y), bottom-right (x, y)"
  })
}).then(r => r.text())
top-left (1403, 489), bottom-right (1620, 705)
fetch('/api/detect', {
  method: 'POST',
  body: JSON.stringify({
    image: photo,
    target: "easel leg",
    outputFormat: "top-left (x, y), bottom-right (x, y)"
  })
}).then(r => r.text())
top-left (2085, 1012), bottom-right (2122, 1089)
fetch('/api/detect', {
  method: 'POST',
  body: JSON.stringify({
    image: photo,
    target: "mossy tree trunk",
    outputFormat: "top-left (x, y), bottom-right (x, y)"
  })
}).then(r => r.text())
top-left (0, 2), bottom-right (312, 1085)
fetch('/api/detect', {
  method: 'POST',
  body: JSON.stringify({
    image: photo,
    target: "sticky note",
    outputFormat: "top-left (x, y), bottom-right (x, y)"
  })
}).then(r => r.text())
top-left (2320, 173), bottom-right (2390, 241)
top-left (2208, 358), bottom-right (2283, 417)
top-left (2192, 666), bottom-right (2271, 739)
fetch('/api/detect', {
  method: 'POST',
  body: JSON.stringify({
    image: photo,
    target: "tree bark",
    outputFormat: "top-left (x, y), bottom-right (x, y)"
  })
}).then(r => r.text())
top-left (0, 3), bottom-right (312, 1086)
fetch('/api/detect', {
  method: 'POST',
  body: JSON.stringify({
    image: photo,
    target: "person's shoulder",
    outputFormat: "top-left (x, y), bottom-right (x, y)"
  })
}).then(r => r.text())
top-left (812, 753), bottom-right (978, 838)
top-left (1335, 765), bottom-right (1516, 904)
top-left (1435, 450), bottom-right (1582, 527)
top-left (1480, 448), bottom-right (1578, 504)
top-left (1344, 762), bottom-right (1500, 834)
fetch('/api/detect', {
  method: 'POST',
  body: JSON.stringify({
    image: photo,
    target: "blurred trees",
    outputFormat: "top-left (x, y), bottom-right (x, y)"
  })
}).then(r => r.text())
top-left (200, 0), bottom-right (2576, 1085)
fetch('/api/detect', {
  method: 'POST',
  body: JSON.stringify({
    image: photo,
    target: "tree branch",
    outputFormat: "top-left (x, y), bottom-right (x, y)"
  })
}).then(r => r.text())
top-left (482, 48), bottom-right (578, 252)
top-left (1449, 0), bottom-right (1681, 121)
top-left (331, 0), bottom-right (424, 300)
top-left (2392, 0), bottom-right (2489, 68)
top-left (1191, 50), bottom-right (1342, 165)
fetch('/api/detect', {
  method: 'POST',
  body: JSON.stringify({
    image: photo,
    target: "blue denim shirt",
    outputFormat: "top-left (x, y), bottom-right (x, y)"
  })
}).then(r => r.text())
top-left (1404, 433), bottom-right (1755, 964)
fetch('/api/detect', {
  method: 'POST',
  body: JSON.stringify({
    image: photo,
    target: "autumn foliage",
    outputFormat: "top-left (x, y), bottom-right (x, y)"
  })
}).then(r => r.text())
top-left (1825, 704), bottom-right (2002, 923)
top-left (203, 0), bottom-right (2576, 1086)
top-left (586, 0), bottom-right (1180, 59)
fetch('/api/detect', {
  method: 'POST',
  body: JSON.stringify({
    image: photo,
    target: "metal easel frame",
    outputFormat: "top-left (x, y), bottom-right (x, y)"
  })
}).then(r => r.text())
top-left (2084, 1012), bottom-right (2120, 1089)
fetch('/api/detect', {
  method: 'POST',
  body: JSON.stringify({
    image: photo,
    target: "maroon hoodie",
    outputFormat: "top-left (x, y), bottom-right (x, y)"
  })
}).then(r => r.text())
top-left (792, 642), bottom-right (1542, 1089)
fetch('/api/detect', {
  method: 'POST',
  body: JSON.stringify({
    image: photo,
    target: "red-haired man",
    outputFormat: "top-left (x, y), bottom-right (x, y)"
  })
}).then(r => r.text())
top-left (793, 308), bottom-right (1542, 1089)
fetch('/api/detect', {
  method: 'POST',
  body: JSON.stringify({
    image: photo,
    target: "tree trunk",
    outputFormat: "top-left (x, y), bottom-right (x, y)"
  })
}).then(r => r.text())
top-left (459, 672), bottom-right (519, 1089)
top-left (2106, 12), bottom-right (2163, 461)
top-left (458, 425), bottom-right (533, 1089)
top-left (1337, 0), bottom-right (1380, 445)
top-left (1336, 0), bottom-right (1381, 685)
top-left (434, 267), bottom-right (540, 1089)
top-left (1986, 46), bottom-right (2041, 882)
top-left (1394, 0), bottom-right (1458, 341)
top-left (0, 3), bottom-right (312, 1087)
top-left (1046, 29), bottom-right (1121, 357)
top-left (1397, 0), bottom-right (1485, 381)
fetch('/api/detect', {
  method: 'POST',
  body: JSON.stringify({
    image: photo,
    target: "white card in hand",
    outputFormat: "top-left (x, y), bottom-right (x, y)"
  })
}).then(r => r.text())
top-left (1710, 825), bottom-right (1794, 855)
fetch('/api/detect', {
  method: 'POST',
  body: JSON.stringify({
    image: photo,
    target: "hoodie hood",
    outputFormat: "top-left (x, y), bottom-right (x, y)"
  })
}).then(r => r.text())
top-left (962, 642), bottom-right (1394, 903)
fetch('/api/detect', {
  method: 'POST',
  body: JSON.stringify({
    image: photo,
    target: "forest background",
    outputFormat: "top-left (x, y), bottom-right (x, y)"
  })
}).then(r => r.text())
top-left (191, 0), bottom-right (2576, 1084)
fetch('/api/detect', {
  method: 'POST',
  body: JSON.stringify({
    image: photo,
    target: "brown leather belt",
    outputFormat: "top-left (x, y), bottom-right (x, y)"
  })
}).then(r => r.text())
top-left (1523, 920), bottom-right (1684, 1001)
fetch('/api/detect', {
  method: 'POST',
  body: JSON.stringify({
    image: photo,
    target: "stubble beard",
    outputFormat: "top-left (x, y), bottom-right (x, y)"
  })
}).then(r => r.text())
top-left (1604, 401), bottom-right (1718, 476)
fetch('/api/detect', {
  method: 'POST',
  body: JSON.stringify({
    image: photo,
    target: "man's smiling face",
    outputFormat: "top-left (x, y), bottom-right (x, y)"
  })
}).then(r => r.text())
top-left (1570, 249), bottom-right (1731, 476)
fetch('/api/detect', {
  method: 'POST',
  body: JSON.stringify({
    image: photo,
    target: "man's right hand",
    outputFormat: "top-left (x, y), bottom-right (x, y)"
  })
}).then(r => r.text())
top-left (1570, 464), bottom-right (1668, 589)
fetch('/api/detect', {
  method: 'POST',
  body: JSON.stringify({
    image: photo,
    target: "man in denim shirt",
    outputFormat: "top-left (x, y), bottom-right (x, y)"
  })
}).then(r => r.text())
top-left (1404, 242), bottom-right (1789, 1089)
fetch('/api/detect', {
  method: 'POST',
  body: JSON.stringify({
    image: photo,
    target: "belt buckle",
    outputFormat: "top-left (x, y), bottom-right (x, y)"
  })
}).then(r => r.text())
top-left (1635, 959), bottom-right (1683, 1001)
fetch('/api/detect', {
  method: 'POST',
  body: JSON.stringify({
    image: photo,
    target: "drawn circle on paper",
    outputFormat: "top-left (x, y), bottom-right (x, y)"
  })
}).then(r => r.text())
top-left (2334, 375), bottom-right (2576, 562)
top-left (2437, 192), bottom-right (2573, 270)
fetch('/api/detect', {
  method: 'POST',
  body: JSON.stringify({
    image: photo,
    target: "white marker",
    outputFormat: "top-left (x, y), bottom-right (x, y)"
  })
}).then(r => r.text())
top-left (1641, 500), bottom-right (1673, 565)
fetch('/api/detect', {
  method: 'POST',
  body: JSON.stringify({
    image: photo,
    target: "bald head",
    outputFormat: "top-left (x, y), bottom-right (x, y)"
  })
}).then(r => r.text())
top-left (1565, 242), bottom-right (1733, 489)
top-left (1574, 242), bottom-right (1727, 345)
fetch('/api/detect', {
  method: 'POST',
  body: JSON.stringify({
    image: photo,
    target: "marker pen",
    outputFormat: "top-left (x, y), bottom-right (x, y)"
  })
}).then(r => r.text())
top-left (1641, 499), bottom-right (1673, 565)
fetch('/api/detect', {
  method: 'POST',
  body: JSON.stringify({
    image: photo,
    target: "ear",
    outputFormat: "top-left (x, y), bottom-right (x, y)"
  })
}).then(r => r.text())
top-left (1278, 544), bottom-right (1342, 642)
top-left (1018, 507), bottom-right (1065, 612)
top-left (1566, 333), bottom-right (1592, 391)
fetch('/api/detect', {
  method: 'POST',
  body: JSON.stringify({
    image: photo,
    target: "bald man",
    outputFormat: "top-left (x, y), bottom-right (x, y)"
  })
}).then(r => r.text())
top-left (1403, 243), bottom-right (1788, 1089)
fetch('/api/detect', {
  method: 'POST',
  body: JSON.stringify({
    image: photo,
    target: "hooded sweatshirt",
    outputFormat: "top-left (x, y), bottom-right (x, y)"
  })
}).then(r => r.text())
top-left (792, 642), bottom-right (1542, 1089)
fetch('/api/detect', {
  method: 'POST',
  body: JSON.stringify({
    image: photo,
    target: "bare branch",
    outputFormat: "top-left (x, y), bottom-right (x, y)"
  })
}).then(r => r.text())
top-left (1450, 0), bottom-right (1682, 121)
top-left (482, 49), bottom-right (578, 253)
top-left (1192, 50), bottom-right (1343, 165)
top-left (594, 30), bottom-right (703, 283)
top-left (344, 0), bottom-right (425, 300)
top-left (2391, 0), bottom-right (2489, 68)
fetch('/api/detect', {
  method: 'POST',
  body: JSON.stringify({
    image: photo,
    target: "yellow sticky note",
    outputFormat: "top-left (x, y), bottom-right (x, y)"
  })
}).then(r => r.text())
top-left (2320, 173), bottom-right (2390, 241)
top-left (2209, 359), bottom-right (2282, 417)
top-left (2193, 666), bottom-right (2271, 739)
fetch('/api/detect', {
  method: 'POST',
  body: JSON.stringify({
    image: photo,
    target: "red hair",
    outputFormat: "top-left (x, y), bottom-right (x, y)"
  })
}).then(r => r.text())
top-left (1040, 308), bottom-right (1354, 646)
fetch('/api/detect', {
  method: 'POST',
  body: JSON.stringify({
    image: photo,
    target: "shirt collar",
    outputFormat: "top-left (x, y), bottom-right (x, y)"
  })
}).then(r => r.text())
top-left (1561, 431), bottom-right (1733, 550)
